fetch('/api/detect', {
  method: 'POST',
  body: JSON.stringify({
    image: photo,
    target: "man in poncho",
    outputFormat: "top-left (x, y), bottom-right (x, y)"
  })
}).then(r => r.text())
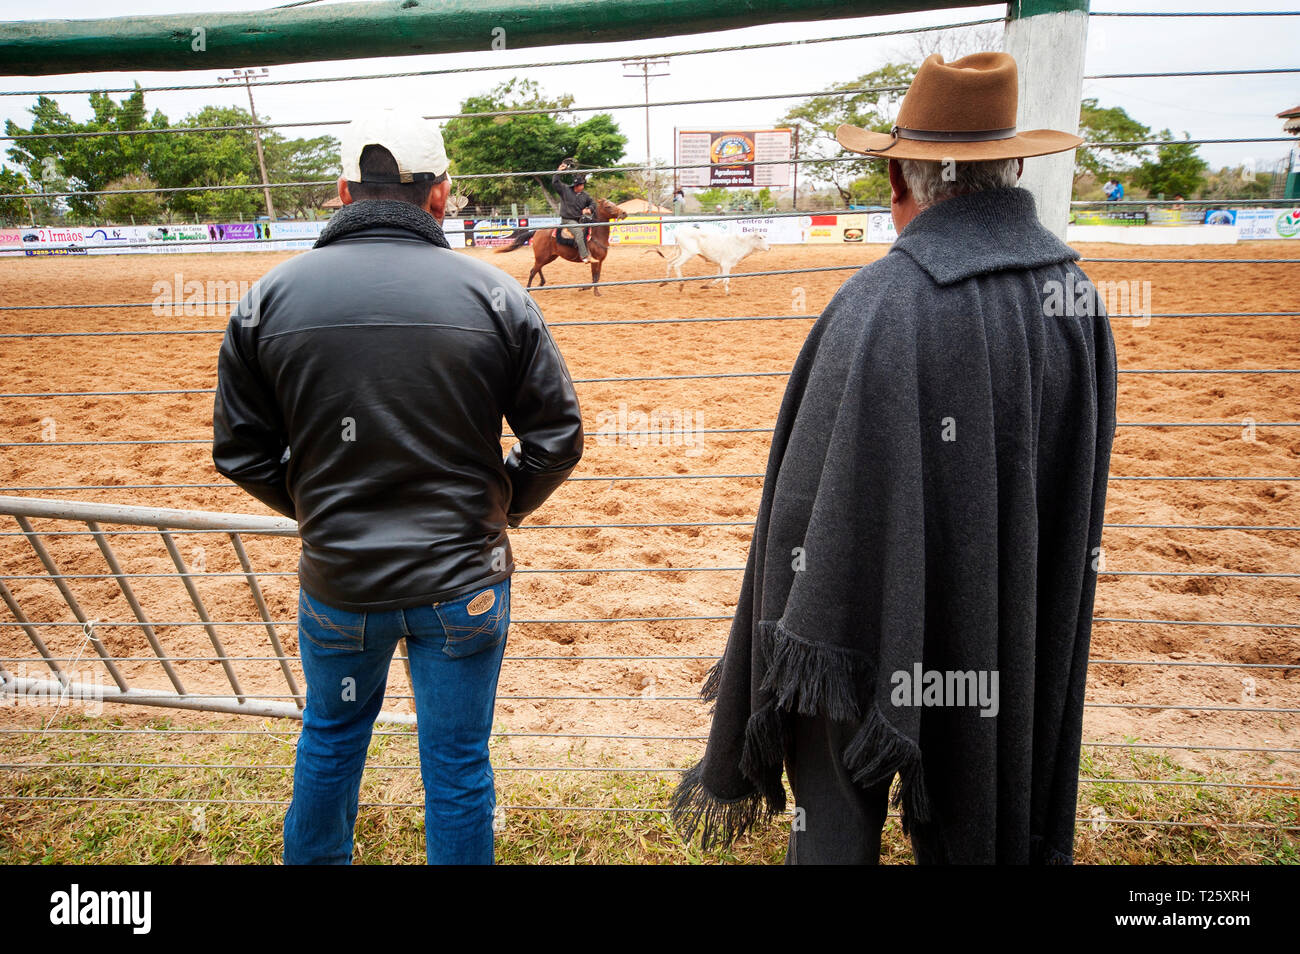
top-left (673, 52), bottom-right (1117, 864)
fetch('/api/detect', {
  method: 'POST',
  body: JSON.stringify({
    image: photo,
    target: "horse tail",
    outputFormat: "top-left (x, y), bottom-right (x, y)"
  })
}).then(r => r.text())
top-left (494, 227), bottom-right (534, 253)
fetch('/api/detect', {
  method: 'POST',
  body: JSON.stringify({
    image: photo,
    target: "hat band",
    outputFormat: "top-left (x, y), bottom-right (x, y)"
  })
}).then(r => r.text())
top-left (356, 171), bottom-right (447, 184)
top-left (893, 125), bottom-right (1017, 143)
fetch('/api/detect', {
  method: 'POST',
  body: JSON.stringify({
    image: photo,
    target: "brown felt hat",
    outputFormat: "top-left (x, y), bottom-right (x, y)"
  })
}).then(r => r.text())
top-left (836, 52), bottom-right (1083, 161)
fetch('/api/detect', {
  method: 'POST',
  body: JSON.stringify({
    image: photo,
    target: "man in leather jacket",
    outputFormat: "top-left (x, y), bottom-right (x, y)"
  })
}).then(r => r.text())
top-left (552, 159), bottom-right (597, 262)
top-left (212, 108), bottom-right (584, 865)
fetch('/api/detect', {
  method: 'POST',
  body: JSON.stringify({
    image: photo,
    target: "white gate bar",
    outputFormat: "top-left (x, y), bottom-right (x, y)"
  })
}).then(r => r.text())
top-left (0, 578), bottom-right (69, 687)
top-left (14, 515), bottom-right (129, 691)
top-left (87, 519), bottom-right (187, 695)
top-left (0, 495), bottom-right (298, 534)
top-left (158, 529), bottom-right (245, 702)
top-left (229, 531), bottom-right (302, 708)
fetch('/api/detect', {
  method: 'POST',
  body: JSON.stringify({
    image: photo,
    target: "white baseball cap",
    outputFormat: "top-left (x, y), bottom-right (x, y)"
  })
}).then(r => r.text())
top-left (340, 106), bottom-right (449, 183)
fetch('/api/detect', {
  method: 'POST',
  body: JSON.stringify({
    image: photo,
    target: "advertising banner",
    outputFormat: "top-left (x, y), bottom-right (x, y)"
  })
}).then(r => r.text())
top-left (0, 227), bottom-right (22, 256)
top-left (676, 128), bottom-right (793, 188)
top-left (268, 220), bottom-right (326, 249)
top-left (866, 212), bottom-right (896, 244)
top-left (1234, 207), bottom-right (1300, 240)
top-left (461, 217), bottom-right (531, 249)
top-left (149, 224), bottom-right (214, 253)
top-left (732, 214), bottom-right (802, 245)
top-left (802, 213), bottom-right (870, 244)
top-left (1147, 207), bottom-right (1209, 227)
top-left (1072, 209), bottom-right (1147, 226)
top-left (609, 215), bottom-right (662, 245)
top-left (84, 225), bottom-right (154, 254)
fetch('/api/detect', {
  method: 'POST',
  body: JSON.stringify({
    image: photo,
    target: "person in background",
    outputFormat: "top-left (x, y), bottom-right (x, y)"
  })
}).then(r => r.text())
top-left (673, 188), bottom-right (686, 216)
top-left (552, 158), bottom-right (597, 263)
top-left (1103, 177), bottom-right (1124, 201)
top-left (213, 107), bottom-right (584, 865)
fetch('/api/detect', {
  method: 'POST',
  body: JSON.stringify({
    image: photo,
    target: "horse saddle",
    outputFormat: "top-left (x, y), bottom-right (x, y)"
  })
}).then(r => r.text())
top-left (555, 224), bottom-right (593, 247)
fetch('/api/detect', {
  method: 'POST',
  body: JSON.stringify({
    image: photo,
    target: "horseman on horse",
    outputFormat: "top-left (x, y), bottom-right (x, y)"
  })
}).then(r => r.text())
top-left (495, 159), bottom-right (627, 295)
top-left (552, 158), bottom-right (597, 263)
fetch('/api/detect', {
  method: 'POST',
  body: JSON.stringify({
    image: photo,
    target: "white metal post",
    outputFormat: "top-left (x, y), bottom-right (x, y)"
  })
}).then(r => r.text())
top-left (1003, 0), bottom-right (1090, 239)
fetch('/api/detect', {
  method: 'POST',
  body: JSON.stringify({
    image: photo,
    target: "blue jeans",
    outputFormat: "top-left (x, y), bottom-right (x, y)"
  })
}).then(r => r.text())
top-left (284, 578), bottom-right (510, 865)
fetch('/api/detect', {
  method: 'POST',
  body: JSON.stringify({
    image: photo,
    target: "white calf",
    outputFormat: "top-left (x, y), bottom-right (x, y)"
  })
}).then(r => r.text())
top-left (660, 227), bottom-right (770, 294)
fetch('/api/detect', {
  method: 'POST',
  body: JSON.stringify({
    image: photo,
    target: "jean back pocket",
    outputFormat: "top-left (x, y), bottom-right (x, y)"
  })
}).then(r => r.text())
top-left (434, 580), bottom-right (509, 659)
top-left (298, 589), bottom-right (366, 652)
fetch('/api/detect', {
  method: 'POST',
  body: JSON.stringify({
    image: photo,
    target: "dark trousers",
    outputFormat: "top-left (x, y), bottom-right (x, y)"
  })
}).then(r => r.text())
top-left (784, 712), bottom-right (941, 864)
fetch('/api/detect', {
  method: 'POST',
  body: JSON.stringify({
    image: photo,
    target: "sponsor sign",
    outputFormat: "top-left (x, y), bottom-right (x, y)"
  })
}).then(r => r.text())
top-left (802, 213), bottom-right (871, 244)
top-left (1147, 206), bottom-right (1208, 227)
top-left (1234, 207), bottom-right (1300, 240)
top-left (463, 217), bottom-right (529, 249)
top-left (1072, 209), bottom-right (1147, 226)
top-left (268, 220), bottom-right (326, 249)
top-left (676, 128), bottom-right (794, 188)
top-left (610, 215), bottom-right (663, 245)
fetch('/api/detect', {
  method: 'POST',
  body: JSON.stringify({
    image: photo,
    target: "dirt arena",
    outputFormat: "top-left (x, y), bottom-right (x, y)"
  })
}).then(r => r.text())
top-left (0, 240), bottom-right (1297, 787)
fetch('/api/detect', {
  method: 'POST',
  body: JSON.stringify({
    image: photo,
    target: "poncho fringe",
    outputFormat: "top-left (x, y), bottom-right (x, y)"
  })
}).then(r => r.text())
top-left (671, 762), bottom-right (774, 851)
top-left (674, 621), bottom-right (934, 846)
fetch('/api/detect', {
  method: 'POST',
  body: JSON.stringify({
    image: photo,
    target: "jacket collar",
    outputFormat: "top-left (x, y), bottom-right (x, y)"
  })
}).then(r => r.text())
top-left (314, 198), bottom-right (451, 250)
top-left (889, 186), bottom-right (1077, 286)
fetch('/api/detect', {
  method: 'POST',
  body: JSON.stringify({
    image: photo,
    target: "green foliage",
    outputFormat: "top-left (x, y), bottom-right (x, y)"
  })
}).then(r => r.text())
top-left (777, 62), bottom-right (914, 205)
top-left (100, 172), bottom-right (166, 223)
top-left (1076, 97), bottom-right (1151, 179)
top-left (4, 86), bottom-right (167, 219)
top-left (1131, 130), bottom-right (1209, 198)
top-left (441, 78), bottom-right (626, 209)
top-left (4, 86), bottom-right (341, 224)
top-left (0, 166), bottom-right (33, 225)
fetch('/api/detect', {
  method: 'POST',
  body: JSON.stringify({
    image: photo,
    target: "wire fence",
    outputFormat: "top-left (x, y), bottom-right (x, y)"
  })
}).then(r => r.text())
top-left (1, 5), bottom-right (1297, 857)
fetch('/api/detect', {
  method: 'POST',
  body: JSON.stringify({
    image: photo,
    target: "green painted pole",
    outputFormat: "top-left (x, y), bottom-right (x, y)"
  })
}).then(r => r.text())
top-left (0, 0), bottom-right (979, 76)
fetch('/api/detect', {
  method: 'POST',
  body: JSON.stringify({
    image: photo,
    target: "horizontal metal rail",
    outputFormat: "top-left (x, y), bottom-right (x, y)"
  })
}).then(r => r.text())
top-left (5, 474), bottom-right (1300, 494)
top-left (5, 651), bottom-right (1297, 670)
top-left (2, 726), bottom-right (1296, 757)
top-left (2, 760), bottom-right (1292, 793)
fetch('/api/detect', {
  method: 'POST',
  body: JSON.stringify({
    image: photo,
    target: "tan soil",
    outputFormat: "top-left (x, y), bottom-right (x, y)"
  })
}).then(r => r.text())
top-left (0, 241), bottom-right (1296, 782)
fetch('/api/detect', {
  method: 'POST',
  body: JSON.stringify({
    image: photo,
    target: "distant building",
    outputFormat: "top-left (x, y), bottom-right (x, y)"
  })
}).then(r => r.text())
top-left (616, 198), bottom-right (672, 215)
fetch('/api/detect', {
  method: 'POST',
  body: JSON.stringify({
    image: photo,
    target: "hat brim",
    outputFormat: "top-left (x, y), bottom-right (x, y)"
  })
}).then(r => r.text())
top-left (836, 123), bottom-right (1083, 161)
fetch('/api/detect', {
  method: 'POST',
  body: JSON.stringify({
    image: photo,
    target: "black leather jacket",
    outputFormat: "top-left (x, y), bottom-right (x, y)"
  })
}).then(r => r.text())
top-left (212, 208), bottom-right (584, 611)
top-left (552, 173), bottom-right (597, 220)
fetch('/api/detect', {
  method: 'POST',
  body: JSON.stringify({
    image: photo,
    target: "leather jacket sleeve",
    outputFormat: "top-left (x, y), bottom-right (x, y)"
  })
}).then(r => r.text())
top-left (504, 298), bottom-right (584, 526)
top-left (212, 298), bottom-right (296, 519)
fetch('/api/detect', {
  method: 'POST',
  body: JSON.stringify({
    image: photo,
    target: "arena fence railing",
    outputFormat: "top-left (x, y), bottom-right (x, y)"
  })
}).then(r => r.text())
top-left (1, 3), bottom-right (1298, 848)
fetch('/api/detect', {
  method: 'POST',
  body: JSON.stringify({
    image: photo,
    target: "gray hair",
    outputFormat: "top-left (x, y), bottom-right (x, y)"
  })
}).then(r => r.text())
top-left (897, 157), bottom-right (1020, 210)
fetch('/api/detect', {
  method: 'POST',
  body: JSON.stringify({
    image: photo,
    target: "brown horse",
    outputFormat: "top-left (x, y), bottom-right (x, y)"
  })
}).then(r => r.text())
top-left (495, 197), bottom-right (627, 296)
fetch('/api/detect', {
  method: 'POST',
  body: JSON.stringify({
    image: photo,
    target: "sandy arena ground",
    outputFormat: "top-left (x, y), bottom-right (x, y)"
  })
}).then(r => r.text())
top-left (0, 240), bottom-right (1297, 785)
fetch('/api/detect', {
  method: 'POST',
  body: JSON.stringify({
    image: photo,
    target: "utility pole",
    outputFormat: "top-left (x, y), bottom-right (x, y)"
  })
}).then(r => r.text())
top-left (218, 67), bottom-right (275, 220)
top-left (622, 57), bottom-right (669, 203)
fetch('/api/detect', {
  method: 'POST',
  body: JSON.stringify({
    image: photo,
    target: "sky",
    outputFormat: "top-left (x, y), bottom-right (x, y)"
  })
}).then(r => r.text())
top-left (0, 0), bottom-right (1296, 186)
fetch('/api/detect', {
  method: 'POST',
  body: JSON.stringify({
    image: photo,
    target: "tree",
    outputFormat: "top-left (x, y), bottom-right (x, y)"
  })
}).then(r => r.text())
top-left (0, 166), bottom-right (34, 225)
top-left (4, 86), bottom-right (168, 220)
top-left (101, 172), bottom-right (166, 223)
top-left (150, 105), bottom-right (266, 221)
top-left (1076, 98), bottom-right (1151, 181)
top-left (265, 131), bottom-right (339, 219)
top-left (1132, 130), bottom-right (1208, 198)
top-left (441, 78), bottom-right (627, 209)
top-left (776, 63), bottom-right (915, 205)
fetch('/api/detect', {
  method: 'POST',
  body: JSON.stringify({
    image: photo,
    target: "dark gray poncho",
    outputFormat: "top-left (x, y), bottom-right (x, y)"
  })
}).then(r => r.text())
top-left (673, 188), bottom-right (1117, 864)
